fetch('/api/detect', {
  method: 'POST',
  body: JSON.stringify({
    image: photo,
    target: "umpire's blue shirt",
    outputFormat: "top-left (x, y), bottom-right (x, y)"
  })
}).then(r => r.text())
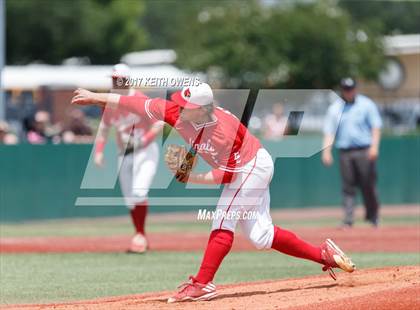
top-left (323, 94), bottom-right (382, 149)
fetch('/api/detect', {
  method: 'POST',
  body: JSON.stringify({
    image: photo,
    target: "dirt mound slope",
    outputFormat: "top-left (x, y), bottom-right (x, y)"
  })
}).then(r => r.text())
top-left (3, 266), bottom-right (418, 310)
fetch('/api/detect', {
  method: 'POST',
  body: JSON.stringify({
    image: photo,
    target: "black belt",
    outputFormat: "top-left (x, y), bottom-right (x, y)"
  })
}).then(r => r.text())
top-left (122, 145), bottom-right (135, 156)
top-left (339, 145), bottom-right (369, 152)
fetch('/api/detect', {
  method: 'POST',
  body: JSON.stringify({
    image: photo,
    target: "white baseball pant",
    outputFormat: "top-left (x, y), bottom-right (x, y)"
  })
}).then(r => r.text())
top-left (118, 142), bottom-right (159, 208)
top-left (212, 148), bottom-right (275, 250)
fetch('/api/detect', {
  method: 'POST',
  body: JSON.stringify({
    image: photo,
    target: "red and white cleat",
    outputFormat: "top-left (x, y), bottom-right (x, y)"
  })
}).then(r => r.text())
top-left (127, 233), bottom-right (148, 254)
top-left (167, 277), bottom-right (217, 303)
top-left (321, 238), bottom-right (355, 280)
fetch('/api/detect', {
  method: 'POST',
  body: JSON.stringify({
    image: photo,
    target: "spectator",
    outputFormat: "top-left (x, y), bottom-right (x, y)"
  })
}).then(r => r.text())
top-left (263, 103), bottom-right (287, 140)
top-left (25, 111), bottom-right (56, 144)
top-left (322, 77), bottom-right (382, 228)
top-left (0, 121), bottom-right (19, 145)
top-left (62, 109), bottom-right (94, 144)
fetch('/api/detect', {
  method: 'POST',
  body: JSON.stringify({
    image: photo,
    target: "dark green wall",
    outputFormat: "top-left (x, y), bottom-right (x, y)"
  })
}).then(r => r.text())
top-left (267, 137), bottom-right (419, 207)
top-left (1, 137), bottom-right (418, 222)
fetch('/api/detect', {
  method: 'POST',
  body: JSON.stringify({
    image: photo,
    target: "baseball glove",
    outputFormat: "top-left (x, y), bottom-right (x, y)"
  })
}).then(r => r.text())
top-left (164, 144), bottom-right (197, 182)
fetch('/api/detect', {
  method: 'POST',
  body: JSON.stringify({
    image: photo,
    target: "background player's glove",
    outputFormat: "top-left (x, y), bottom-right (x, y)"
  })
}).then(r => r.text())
top-left (164, 144), bottom-right (197, 183)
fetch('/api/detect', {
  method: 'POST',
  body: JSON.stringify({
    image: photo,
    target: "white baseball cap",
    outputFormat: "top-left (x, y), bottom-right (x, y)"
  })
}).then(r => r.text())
top-left (111, 63), bottom-right (130, 78)
top-left (171, 83), bottom-right (214, 109)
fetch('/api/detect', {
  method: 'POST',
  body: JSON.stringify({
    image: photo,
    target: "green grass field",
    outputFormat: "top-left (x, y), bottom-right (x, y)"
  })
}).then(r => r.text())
top-left (1, 208), bottom-right (418, 305)
top-left (1, 252), bottom-right (419, 305)
top-left (0, 213), bottom-right (417, 237)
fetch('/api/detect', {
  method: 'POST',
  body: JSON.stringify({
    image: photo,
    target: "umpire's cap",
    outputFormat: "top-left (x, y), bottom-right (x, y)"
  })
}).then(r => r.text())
top-left (340, 77), bottom-right (357, 90)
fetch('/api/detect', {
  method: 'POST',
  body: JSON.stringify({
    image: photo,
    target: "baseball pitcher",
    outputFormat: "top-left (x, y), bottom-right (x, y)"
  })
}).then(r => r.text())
top-left (72, 83), bottom-right (355, 303)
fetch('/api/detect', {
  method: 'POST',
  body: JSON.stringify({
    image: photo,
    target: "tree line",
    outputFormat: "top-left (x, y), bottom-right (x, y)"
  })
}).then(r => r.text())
top-left (6, 0), bottom-right (420, 88)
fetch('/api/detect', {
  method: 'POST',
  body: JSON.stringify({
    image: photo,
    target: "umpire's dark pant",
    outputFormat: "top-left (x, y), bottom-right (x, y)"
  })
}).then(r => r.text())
top-left (339, 147), bottom-right (380, 226)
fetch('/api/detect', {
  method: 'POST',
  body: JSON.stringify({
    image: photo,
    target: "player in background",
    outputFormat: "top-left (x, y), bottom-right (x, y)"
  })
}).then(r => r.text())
top-left (94, 64), bottom-right (163, 253)
top-left (72, 83), bottom-right (355, 302)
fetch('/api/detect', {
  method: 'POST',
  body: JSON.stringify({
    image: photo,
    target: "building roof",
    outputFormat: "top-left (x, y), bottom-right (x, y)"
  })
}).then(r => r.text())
top-left (1, 64), bottom-right (197, 89)
top-left (384, 34), bottom-right (420, 55)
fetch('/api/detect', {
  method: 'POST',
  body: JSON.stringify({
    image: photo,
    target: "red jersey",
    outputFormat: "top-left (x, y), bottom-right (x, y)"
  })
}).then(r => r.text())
top-left (119, 92), bottom-right (261, 183)
top-left (100, 91), bottom-right (157, 151)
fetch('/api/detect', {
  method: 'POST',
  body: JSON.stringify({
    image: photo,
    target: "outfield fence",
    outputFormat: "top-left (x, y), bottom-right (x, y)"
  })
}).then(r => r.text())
top-left (0, 136), bottom-right (418, 221)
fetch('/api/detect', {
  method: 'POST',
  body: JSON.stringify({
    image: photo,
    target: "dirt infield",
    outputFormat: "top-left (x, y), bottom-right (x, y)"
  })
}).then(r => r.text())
top-left (1, 226), bottom-right (418, 253)
top-left (2, 205), bottom-right (418, 253)
top-left (2, 266), bottom-right (418, 310)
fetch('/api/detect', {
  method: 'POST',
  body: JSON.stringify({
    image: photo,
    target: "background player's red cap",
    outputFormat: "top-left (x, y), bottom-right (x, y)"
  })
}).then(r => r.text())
top-left (171, 83), bottom-right (214, 109)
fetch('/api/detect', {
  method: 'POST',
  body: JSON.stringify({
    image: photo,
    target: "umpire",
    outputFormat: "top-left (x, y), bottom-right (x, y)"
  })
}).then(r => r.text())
top-left (322, 77), bottom-right (382, 228)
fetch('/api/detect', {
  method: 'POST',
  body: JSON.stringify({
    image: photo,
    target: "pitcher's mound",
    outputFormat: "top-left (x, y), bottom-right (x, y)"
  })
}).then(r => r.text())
top-left (5, 266), bottom-right (419, 310)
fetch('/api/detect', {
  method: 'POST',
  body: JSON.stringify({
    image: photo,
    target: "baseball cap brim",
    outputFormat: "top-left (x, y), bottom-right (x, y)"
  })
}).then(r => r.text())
top-left (341, 84), bottom-right (356, 90)
top-left (171, 91), bottom-right (202, 109)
